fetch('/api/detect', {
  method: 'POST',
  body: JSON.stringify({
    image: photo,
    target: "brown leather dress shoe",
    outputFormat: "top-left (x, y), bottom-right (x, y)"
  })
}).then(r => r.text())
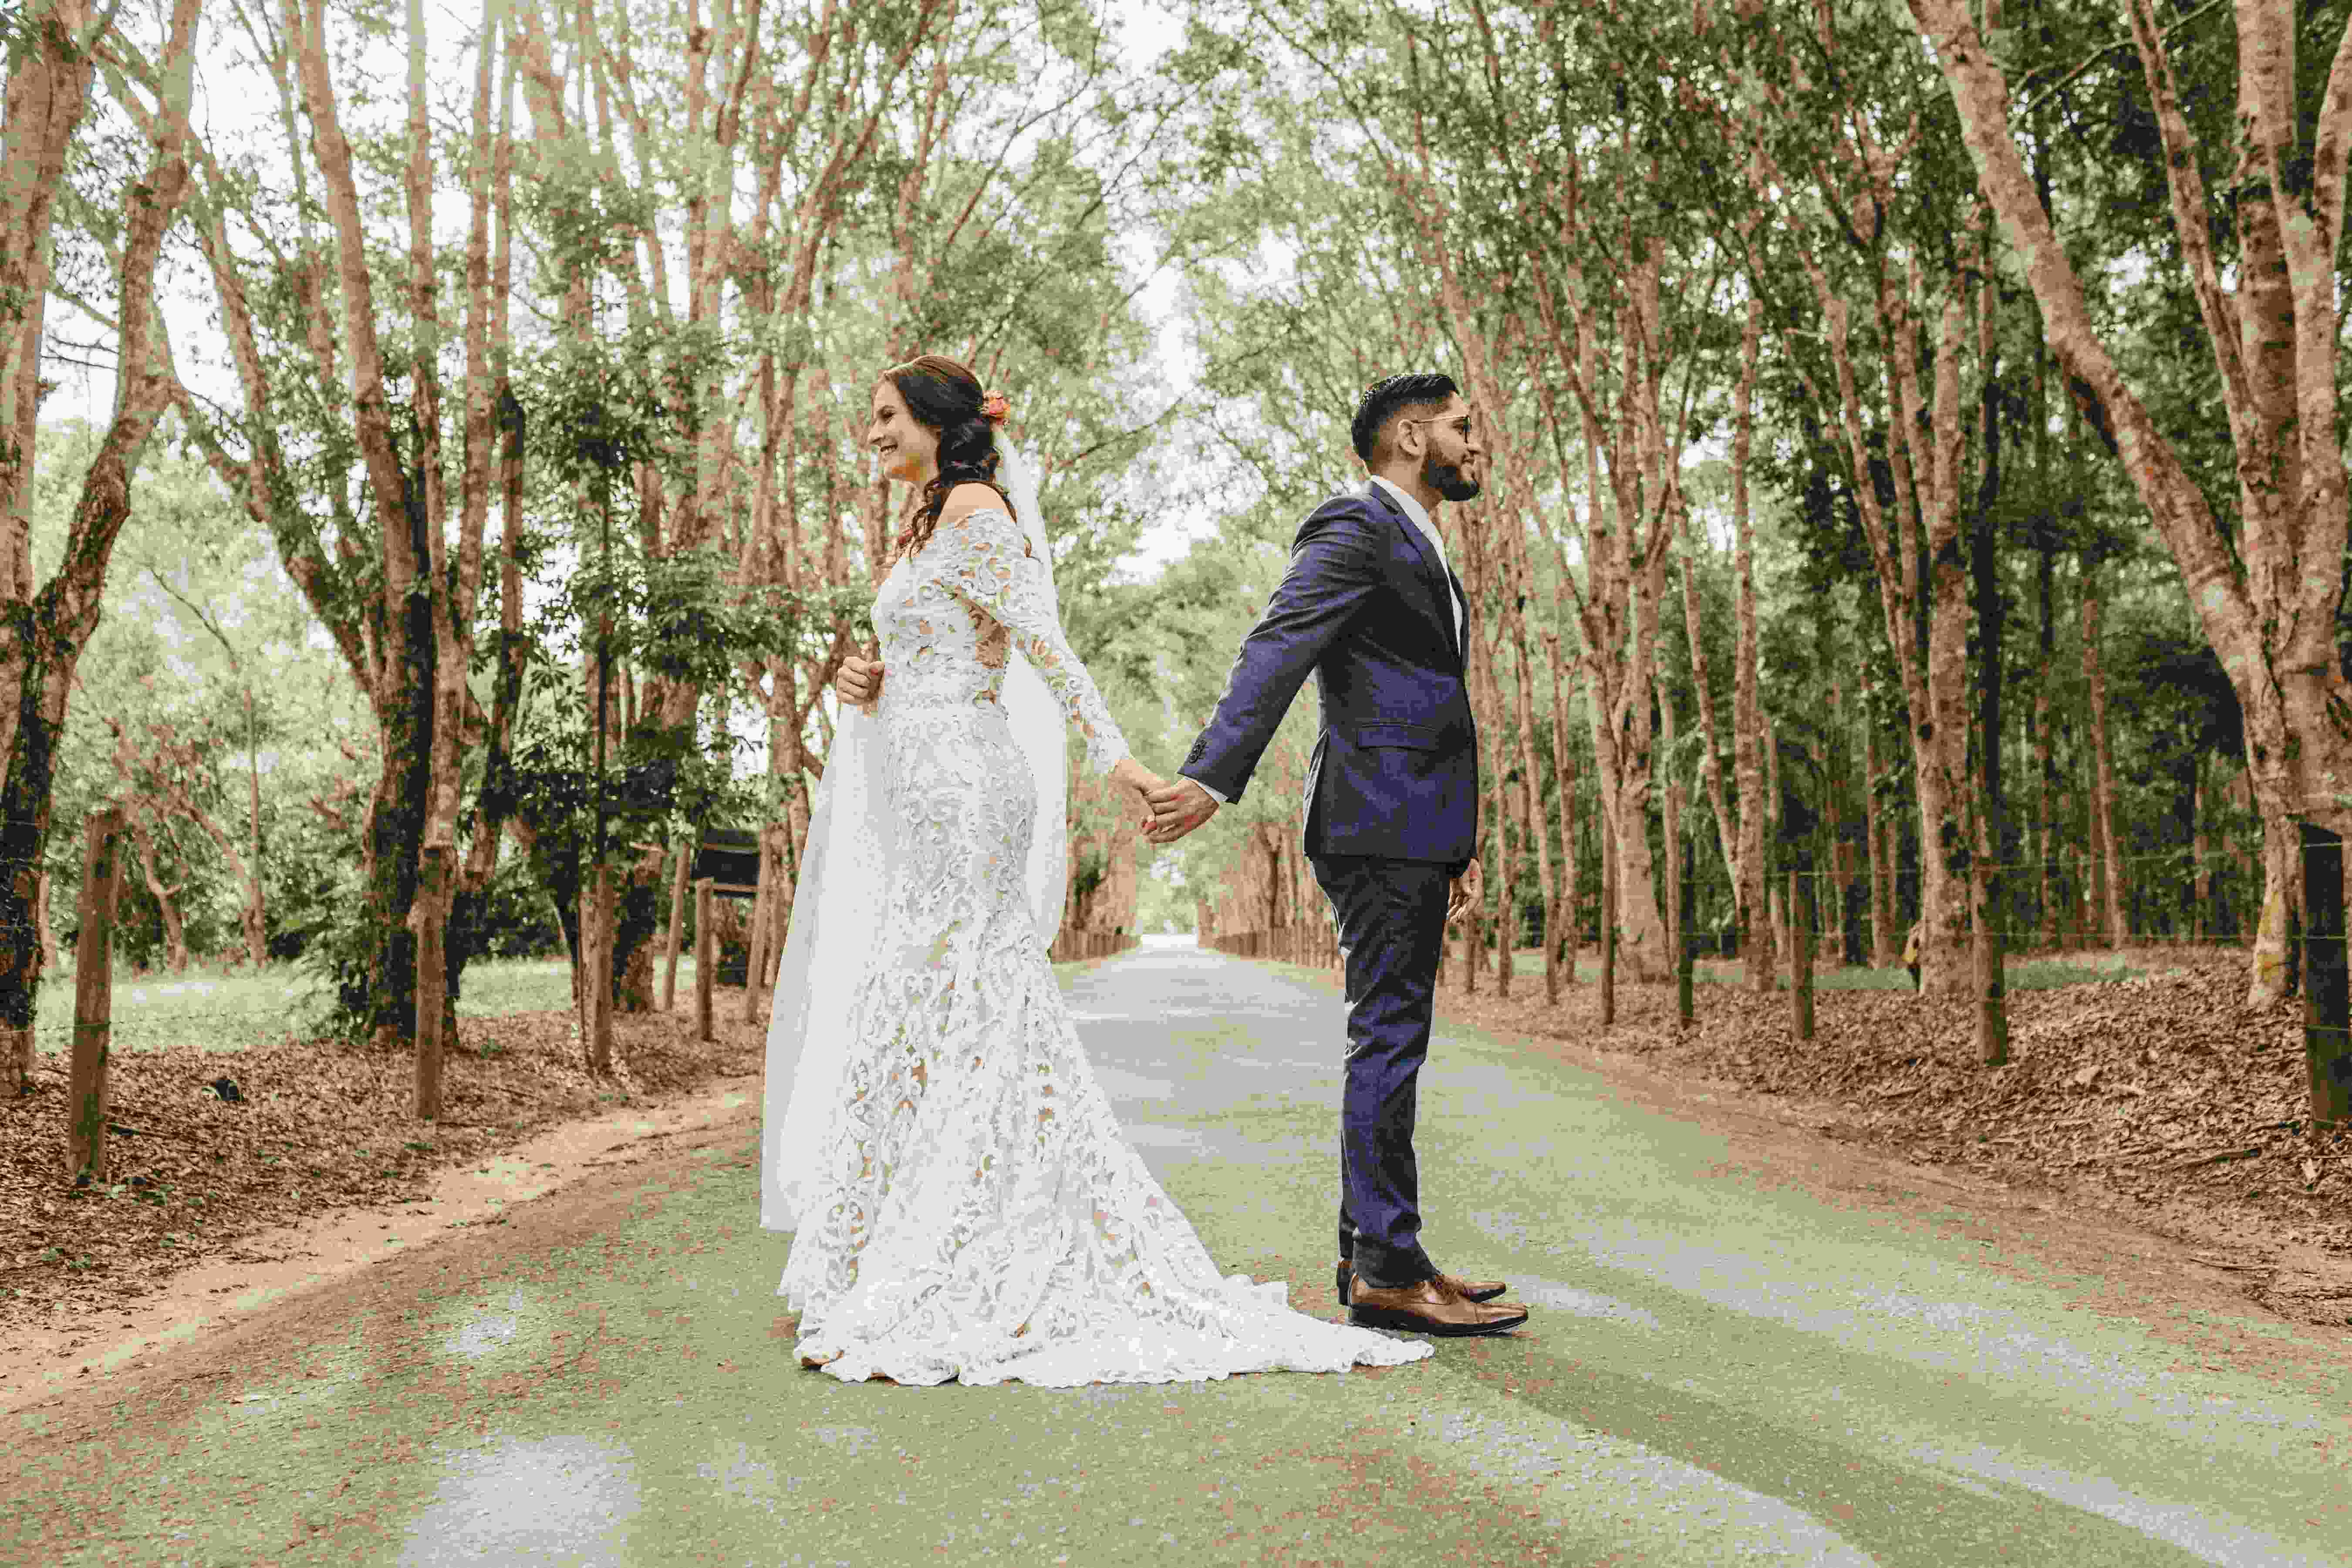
top-left (1337, 1260), bottom-right (1507, 1306)
top-left (1346, 1274), bottom-right (1529, 1337)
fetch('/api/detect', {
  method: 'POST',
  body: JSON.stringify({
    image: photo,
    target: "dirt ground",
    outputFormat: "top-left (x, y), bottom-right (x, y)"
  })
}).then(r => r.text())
top-left (2, 997), bottom-right (767, 1344)
top-left (1406, 947), bottom-right (2352, 1352)
top-left (8, 948), bottom-right (2347, 1420)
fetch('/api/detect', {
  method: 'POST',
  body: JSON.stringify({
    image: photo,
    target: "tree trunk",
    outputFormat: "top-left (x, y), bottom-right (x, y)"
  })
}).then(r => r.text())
top-left (243, 687), bottom-right (265, 966)
top-left (604, 840), bottom-right (665, 1013)
top-left (2033, 544), bottom-right (2059, 946)
top-left (740, 828), bottom-right (775, 1024)
top-left (1459, 907), bottom-right (1479, 995)
top-left (2301, 825), bottom-right (2352, 1123)
top-left (580, 863), bottom-right (614, 1076)
top-left (1544, 631), bottom-right (1579, 985)
top-left (1824, 663), bottom-right (1855, 966)
top-left (1788, 866), bottom-right (1814, 1042)
top-left (352, 653), bottom-right (436, 1048)
top-left (1765, 720), bottom-right (1786, 981)
top-left (1973, 265), bottom-right (2008, 1064)
top-left (1676, 823), bottom-right (1696, 1028)
top-left (1909, 295), bottom-right (1979, 995)
top-left (2251, 811), bottom-right (2303, 1005)
top-left (695, 878), bottom-right (715, 1041)
top-left (1781, 249), bottom-right (1975, 994)
top-left (65, 808), bottom-right (124, 1180)
top-left (412, 842), bottom-right (450, 1118)
top-left (762, 823), bottom-right (793, 993)
top-left (1481, 632), bottom-right (1512, 996)
top-left (2081, 564), bottom-right (2125, 950)
top-left (1661, 678), bottom-right (1683, 994)
top-left (1512, 617), bottom-right (1559, 1005)
top-left (0, 0), bottom-right (195, 1089)
top-left (1862, 673), bottom-right (1897, 968)
top-left (1909, 0), bottom-right (2352, 1137)
top-left (661, 836), bottom-right (690, 1012)
top-left (33, 865), bottom-right (56, 976)
top-left (1599, 808), bottom-right (1617, 1027)
top-left (127, 818), bottom-right (189, 974)
top-left (160, 786), bottom-right (268, 976)
top-left (1533, 253), bottom-right (1679, 985)
top-left (1, 0), bottom-right (98, 614)
top-left (2192, 758), bottom-right (2213, 943)
top-left (1677, 527), bottom-right (1740, 910)
top-left (1729, 295), bottom-right (1773, 992)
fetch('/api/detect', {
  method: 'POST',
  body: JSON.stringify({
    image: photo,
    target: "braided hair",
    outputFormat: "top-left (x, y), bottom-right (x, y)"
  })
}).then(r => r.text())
top-left (883, 354), bottom-right (1012, 565)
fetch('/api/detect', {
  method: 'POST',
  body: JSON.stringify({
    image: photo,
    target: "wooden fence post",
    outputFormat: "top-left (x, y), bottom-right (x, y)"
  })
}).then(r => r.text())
top-left (1599, 826), bottom-right (1617, 1028)
top-left (412, 842), bottom-right (451, 1119)
top-left (66, 809), bottom-right (126, 1180)
top-left (695, 878), bottom-right (715, 1043)
top-left (581, 866), bottom-right (614, 1076)
top-left (661, 837), bottom-right (691, 1013)
top-left (1677, 831), bottom-right (1696, 1030)
top-left (1790, 867), bottom-right (1815, 1042)
top-left (741, 834), bottom-right (773, 1027)
top-left (2302, 825), bottom-right (2351, 1123)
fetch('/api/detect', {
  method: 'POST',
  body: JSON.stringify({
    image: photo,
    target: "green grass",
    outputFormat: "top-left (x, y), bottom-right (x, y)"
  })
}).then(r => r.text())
top-left (28, 955), bottom-right (704, 1057)
top-left (30, 939), bottom-right (2153, 1062)
top-left (1502, 949), bottom-right (2148, 992)
top-left (445, 956), bottom-right (591, 1018)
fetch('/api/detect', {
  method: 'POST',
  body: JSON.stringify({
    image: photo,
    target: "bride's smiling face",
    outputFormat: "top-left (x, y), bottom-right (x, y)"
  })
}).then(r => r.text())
top-left (868, 381), bottom-right (939, 485)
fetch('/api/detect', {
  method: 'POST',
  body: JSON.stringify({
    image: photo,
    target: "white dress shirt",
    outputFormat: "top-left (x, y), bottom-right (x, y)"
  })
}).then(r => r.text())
top-left (1182, 479), bottom-right (1461, 808)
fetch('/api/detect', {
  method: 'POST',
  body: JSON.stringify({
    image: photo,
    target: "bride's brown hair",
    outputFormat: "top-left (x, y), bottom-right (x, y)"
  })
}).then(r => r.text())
top-left (883, 354), bottom-right (1011, 563)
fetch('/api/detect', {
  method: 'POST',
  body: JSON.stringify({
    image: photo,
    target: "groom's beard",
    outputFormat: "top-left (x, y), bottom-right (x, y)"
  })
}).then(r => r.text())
top-left (1427, 459), bottom-right (1481, 503)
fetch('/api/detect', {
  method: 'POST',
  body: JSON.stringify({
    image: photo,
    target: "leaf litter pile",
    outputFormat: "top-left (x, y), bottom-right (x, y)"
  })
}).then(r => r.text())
top-left (3, 1003), bottom-right (765, 1337)
top-left (1438, 950), bottom-right (2352, 1329)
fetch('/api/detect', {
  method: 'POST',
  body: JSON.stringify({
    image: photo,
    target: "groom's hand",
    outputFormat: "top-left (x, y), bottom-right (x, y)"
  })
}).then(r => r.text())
top-left (1144, 777), bottom-right (1219, 845)
top-left (1446, 857), bottom-right (1482, 925)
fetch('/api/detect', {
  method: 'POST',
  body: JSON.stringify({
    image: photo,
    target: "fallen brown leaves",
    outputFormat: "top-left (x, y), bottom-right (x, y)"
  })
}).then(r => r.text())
top-left (2, 1000), bottom-right (764, 1337)
top-left (1438, 952), bottom-right (2352, 1325)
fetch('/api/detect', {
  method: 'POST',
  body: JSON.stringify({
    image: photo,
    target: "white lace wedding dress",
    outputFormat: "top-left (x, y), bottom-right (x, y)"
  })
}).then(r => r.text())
top-left (778, 502), bottom-right (1433, 1386)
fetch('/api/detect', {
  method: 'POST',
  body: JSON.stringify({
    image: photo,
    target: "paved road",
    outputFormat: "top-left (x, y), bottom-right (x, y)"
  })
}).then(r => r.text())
top-left (10, 941), bottom-right (2352, 1565)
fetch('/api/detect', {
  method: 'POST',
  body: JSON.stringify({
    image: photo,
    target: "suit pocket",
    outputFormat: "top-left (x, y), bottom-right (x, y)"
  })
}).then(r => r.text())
top-left (1353, 722), bottom-right (1440, 750)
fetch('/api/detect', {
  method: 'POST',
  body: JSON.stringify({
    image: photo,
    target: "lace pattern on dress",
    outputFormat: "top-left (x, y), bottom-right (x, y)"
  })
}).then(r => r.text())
top-left (776, 506), bottom-right (1431, 1386)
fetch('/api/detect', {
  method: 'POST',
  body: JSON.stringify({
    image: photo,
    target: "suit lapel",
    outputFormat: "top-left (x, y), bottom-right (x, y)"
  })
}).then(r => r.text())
top-left (1363, 481), bottom-right (1461, 666)
top-left (1444, 563), bottom-right (1468, 663)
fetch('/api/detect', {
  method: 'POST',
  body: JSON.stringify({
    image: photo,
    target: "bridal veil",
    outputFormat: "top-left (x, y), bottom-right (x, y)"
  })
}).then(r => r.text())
top-left (759, 441), bottom-right (1066, 1232)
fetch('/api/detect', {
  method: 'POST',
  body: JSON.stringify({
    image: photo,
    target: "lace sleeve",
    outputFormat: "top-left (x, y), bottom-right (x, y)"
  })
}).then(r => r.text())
top-left (938, 504), bottom-right (1129, 774)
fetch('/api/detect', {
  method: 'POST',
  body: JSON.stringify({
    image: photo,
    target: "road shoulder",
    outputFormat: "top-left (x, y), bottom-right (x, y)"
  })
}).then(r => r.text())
top-left (0, 1070), bottom-right (762, 1417)
top-left (1258, 955), bottom-right (2352, 1412)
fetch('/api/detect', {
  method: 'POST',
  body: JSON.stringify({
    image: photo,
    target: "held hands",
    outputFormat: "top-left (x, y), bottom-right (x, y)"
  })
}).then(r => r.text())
top-left (1446, 857), bottom-right (1482, 927)
top-left (1143, 776), bottom-right (1219, 845)
top-left (1109, 757), bottom-right (1168, 835)
top-left (836, 655), bottom-right (884, 713)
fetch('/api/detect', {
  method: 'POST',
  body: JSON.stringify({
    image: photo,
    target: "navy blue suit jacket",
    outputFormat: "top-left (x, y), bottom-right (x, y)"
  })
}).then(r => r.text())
top-left (1180, 481), bottom-right (1479, 865)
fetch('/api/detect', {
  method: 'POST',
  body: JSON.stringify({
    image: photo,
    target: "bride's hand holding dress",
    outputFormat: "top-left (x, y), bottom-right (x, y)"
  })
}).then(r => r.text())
top-left (834, 654), bottom-right (883, 713)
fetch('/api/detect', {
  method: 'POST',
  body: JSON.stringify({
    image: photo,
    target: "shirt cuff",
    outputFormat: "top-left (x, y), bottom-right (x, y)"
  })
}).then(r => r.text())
top-left (1181, 772), bottom-right (1230, 805)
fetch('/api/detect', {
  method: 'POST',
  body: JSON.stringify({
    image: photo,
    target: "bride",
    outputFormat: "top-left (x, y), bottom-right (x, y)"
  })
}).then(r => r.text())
top-left (757, 354), bottom-right (1434, 1386)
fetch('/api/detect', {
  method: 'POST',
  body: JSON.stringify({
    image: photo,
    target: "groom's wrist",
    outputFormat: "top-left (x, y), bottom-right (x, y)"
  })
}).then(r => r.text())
top-left (1180, 772), bottom-right (1229, 806)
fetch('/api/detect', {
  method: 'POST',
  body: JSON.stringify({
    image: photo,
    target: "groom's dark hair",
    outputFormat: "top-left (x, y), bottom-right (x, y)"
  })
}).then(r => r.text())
top-left (1351, 372), bottom-right (1459, 462)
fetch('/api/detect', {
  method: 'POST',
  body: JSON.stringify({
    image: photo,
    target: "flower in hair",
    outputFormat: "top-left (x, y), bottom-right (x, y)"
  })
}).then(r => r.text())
top-left (979, 389), bottom-right (1010, 425)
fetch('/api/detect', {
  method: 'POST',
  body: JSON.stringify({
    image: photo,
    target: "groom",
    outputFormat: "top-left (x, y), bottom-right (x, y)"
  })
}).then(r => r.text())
top-left (1145, 373), bottom-right (1529, 1339)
